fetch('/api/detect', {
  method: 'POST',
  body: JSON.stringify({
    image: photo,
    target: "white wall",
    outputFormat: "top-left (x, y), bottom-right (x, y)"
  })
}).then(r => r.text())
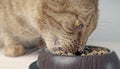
top-left (88, 0), bottom-right (120, 42)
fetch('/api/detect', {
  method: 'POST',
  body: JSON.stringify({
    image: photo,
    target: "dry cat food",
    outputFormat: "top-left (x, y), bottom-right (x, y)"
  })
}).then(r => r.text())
top-left (75, 46), bottom-right (110, 56)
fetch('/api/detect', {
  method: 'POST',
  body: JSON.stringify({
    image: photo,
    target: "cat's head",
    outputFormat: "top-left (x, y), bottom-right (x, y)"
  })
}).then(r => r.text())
top-left (40, 0), bottom-right (98, 54)
top-left (40, 19), bottom-right (97, 55)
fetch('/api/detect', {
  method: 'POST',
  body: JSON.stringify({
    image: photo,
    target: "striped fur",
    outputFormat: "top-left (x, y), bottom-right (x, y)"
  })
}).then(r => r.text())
top-left (0, 0), bottom-right (98, 56)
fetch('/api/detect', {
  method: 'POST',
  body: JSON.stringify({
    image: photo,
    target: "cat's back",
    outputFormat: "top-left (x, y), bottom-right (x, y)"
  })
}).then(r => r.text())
top-left (0, 0), bottom-right (42, 47)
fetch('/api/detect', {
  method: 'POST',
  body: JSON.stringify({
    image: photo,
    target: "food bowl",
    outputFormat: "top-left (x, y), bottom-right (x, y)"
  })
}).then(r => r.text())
top-left (29, 46), bottom-right (120, 69)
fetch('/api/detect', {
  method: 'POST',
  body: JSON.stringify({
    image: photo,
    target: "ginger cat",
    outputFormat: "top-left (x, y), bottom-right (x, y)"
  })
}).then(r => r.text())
top-left (0, 0), bottom-right (98, 57)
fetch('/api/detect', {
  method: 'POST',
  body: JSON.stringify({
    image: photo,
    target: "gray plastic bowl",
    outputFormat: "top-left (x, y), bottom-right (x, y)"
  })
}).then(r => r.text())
top-left (30, 46), bottom-right (120, 69)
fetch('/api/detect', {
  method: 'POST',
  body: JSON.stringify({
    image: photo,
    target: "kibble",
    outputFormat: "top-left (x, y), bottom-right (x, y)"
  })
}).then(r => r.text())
top-left (75, 46), bottom-right (109, 56)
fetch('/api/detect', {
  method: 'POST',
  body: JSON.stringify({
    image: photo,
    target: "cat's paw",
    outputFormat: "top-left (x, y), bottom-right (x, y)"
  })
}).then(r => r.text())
top-left (2, 44), bottom-right (25, 57)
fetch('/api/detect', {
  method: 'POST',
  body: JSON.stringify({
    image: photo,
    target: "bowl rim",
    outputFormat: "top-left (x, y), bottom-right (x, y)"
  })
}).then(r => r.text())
top-left (43, 45), bottom-right (115, 57)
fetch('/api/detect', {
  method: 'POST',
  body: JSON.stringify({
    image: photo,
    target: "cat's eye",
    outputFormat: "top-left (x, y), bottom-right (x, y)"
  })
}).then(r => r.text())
top-left (74, 20), bottom-right (83, 31)
top-left (74, 20), bottom-right (81, 27)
